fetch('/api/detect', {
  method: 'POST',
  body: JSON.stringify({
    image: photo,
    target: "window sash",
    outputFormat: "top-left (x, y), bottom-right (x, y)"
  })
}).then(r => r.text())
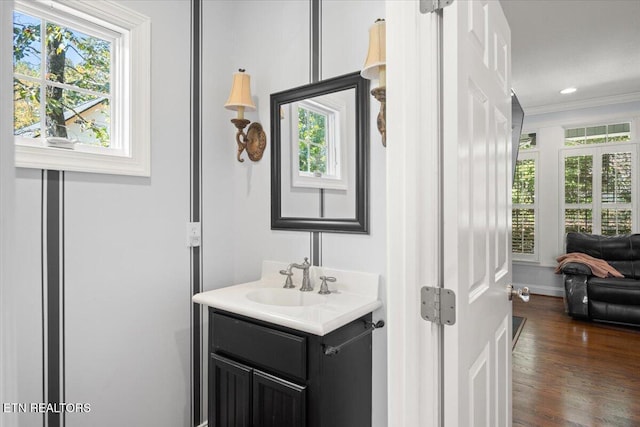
top-left (512, 208), bottom-right (535, 255)
top-left (297, 101), bottom-right (339, 178)
top-left (14, 2), bottom-right (120, 153)
top-left (13, 0), bottom-right (150, 176)
top-left (560, 143), bottom-right (637, 238)
top-left (564, 122), bottom-right (631, 146)
top-left (512, 150), bottom-right (538, 261)
top-left (290, 98), bottom-right (347, 191)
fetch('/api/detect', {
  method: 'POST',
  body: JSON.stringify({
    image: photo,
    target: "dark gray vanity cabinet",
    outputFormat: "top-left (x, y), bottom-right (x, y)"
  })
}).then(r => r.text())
top-left (210, 354), bottom-right (252, 427)
top-left (208, 308), bottom-right (373, 427)
top-left (210, 353), bottom-right (305, 427)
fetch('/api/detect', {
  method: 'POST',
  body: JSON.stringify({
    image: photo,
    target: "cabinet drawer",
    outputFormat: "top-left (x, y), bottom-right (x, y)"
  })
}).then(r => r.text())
top-left (211, 312), bottom-right (307, 381)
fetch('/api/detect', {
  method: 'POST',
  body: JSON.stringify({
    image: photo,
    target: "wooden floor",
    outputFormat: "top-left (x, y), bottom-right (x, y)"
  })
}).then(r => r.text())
top-left (513, 295), bottom-right (640, 427)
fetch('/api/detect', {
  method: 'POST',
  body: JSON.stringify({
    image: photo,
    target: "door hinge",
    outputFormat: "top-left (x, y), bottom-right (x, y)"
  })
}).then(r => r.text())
top-left (420, 0), bottom-right (453, 14)
top-left (421, 286), bottom-right (456, 325)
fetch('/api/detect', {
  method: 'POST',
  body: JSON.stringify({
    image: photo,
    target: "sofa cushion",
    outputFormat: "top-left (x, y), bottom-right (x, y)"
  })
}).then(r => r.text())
top-left (587, 277), bottom-right (640, 305)
top-left (589, 300), bottom-right (640, 326)
top-left (608, 260), bottom-right (640, 279)
top-left (566, 233), bottom-right (640, 279)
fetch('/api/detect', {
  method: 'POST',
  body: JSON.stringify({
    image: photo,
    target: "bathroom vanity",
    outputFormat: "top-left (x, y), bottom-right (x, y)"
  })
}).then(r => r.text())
top-left (193, 261), bottom-right (382, 427)
top-left (209, 309), bottom-right (374, 427)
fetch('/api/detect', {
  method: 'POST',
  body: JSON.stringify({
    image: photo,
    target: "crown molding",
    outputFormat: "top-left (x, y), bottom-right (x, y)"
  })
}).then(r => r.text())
top-left (524, 92), bottom-right (640, 116)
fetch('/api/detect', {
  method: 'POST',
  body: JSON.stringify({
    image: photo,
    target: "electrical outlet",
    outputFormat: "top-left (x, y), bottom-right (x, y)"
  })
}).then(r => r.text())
top-left (187, 222), bottom-right (201, 247)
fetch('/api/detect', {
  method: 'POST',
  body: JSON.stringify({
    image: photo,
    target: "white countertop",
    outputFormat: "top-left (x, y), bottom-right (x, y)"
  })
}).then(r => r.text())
top-left (192, 261), bottom-right (382, 336)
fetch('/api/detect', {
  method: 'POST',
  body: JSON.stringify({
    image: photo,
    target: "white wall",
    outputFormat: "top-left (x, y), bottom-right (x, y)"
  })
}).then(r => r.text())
top-left (203, 0), bottom-right (311, 290)
top-left (1, 2), bottom-right (18, 426)
top-left (5, 1), bottom-right (389, 426)
top-left (202, 0), bottom-right (388, 425)
top-left (320, 3), bottom-right (387, 426)
top-left (64, 3), bottom-right (192, 424)
top-left (513, 100), bottom-right (640, 296)
top-left (5, 1), bottom-right (193, 426)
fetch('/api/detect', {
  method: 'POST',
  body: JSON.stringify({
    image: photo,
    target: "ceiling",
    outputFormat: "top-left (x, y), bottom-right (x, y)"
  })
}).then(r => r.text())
top-left (499, 0), bottom-right (640, 115)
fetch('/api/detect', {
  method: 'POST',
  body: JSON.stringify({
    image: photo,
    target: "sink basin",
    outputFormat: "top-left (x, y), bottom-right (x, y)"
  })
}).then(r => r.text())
top-left (192, 261), bottom-right (382, 335)
top-left (246, 288), bottom-right (326, 307)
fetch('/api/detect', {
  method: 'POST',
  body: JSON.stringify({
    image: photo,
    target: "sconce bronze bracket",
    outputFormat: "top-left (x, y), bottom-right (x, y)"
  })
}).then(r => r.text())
top-left (231, 118), bottom-right (267, 162)
top-left (371, 86), bottom-right (386, 147)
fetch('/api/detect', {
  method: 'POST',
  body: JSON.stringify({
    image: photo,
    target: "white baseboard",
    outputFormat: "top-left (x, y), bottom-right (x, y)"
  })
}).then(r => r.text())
top-left (514, 282), bottom-right (564, 297)
top-left (197, 422), bottom-right (207, 427)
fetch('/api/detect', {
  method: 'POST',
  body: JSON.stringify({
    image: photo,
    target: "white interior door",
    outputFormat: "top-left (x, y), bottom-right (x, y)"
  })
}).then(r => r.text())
top-left (442, 1), bottom-right (512, 426)
top-left (386, 1), bottom-right (512, 425)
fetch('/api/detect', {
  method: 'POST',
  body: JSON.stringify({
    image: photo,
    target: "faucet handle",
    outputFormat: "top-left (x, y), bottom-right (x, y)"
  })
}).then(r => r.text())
top-left (280, 269), bottom-right (294, 289)
top-left (318, 276), bottom-right (336, 295)
top-left (303, 257), bottom-right (310, 266)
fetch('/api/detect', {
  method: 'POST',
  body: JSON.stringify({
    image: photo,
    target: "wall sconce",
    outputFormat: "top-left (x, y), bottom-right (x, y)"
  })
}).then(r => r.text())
top-left (224, 69), bottom-right (267, 162)
top-left (361, 19), bottom-right (386, 147)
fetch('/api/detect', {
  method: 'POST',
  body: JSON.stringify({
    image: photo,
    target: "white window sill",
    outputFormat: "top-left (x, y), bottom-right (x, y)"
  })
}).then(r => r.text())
top-left (16, 140), bottom-right (150, 176)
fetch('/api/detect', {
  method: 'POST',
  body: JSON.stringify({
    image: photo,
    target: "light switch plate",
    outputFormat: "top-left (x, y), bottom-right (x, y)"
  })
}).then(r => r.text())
top-left (187, 222), bottom-right (201, 247)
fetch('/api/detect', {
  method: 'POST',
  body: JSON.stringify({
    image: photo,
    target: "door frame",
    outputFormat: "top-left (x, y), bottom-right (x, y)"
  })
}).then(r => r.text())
top-left (386, 1), bottom-right (513, 426)
top-left (385, 2), bottom-right (442, 426)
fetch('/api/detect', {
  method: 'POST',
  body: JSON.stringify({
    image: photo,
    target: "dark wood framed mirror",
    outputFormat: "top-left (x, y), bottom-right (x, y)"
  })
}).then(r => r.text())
top-left (271, 72), bottom-right (369, 233)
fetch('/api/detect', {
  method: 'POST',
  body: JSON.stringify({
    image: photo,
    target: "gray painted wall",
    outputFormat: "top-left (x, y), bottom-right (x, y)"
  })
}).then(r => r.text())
top-left (1, 1), bottom-right (19, 425)
top-left (7, 0), bottom-right (636, 425)
top-left (202, 0), bottom-right (387, 425)
top-left (4, 0), bottom-right (389, 426)
top-left (4, 1), bottom-right (193, 426)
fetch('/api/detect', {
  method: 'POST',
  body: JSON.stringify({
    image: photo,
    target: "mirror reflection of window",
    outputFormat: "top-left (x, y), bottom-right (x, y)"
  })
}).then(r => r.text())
top-left (271, 72), bottom-right (368, 232)
top-left (298, 101), bottom-right (334, 178)
top-left (290, 94), bottom-right (348, 191)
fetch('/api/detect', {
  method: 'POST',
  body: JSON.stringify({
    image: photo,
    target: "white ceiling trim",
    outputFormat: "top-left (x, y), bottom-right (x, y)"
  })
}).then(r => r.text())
top-left (525, 92), bottom-right (640, 117)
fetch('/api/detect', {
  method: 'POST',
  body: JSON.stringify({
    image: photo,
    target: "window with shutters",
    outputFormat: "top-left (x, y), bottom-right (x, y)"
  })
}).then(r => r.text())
top-left (561, 122), bottom-right (636, 237)
top-left (512, 133), bottom-right (538, 261)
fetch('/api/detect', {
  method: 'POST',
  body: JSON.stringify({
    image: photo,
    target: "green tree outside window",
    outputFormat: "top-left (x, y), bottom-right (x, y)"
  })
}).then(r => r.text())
top-left (13, 10), bottom-right (111, 146)
top-left (298, 107), bottom-right (328, 175)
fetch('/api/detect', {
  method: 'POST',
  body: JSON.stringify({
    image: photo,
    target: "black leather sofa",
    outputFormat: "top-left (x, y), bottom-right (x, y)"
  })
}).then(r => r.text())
top-left (560, 232), bottom-right (640, 326)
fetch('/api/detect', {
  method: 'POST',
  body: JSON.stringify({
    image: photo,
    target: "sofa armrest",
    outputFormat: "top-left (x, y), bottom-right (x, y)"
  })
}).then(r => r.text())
top-left (559, 261), bottom-right (593, 276)
top-left (563, 273), bottom-right (589, 319)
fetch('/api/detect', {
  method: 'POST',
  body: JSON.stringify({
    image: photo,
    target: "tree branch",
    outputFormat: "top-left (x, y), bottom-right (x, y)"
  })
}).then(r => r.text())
top-left (60, 100), bottom-right (90, 126)
top-left (66, 44), bottom-right (88, 62)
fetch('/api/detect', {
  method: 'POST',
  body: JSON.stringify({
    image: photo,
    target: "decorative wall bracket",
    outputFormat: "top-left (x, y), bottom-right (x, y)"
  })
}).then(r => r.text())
top-left (361, 19), bottom-right (386, 147)
top-left (371, 86), bottom-right (386, 147)
top-left (225, 69), bottom-right (266, 162)
top-left (232, 118), bottom-right (267, 162)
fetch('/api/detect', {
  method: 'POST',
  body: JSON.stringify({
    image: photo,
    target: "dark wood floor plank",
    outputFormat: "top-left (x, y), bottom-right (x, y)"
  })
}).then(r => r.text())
top-left (513, 295), bottom-right (640, 427)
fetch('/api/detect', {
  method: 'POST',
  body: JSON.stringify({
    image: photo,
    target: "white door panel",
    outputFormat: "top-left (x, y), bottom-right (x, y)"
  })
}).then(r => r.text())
top-left (386, 1), bottom-right (512, 426)
top-left (443, 1), bottom-right (512, 427)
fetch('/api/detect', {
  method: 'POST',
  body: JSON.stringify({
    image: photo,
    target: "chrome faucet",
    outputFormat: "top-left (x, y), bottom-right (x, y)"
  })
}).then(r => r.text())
top-left (279, 268), bottom-right (295, 289)
top-left (290, 257), bottom-right (313, 291)
top-left (318, 276), bottom-right (336, 295)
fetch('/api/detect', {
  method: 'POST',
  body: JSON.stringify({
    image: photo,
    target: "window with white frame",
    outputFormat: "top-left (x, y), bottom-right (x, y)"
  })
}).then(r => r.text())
top-left (561, 122), bottom-right (636, 236)
top-left (290, 96), bottom-right (348, 191)
top-left (512, 132), bottom-right (538, 260)
top-left (298, 102), bottom-right (335, 177)
top-left (13, 0), bottom-right (150, 176)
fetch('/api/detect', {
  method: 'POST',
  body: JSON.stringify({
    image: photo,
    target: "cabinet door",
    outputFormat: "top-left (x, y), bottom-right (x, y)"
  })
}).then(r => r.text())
top-left (252, 370), bottom-right (306, 427)
top-left (210, 354), bottom-right (252, 427)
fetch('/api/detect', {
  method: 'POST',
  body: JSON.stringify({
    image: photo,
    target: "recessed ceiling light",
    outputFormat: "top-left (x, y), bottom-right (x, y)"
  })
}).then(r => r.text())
top-left (560, 87), bottom-right (577, 95)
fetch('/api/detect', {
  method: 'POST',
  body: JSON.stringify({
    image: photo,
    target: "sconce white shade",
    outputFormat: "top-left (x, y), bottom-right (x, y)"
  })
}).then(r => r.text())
top-left (361, 19), bottom-right (386, 82)
top-left (224, 69), bottom-right (256, 111)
